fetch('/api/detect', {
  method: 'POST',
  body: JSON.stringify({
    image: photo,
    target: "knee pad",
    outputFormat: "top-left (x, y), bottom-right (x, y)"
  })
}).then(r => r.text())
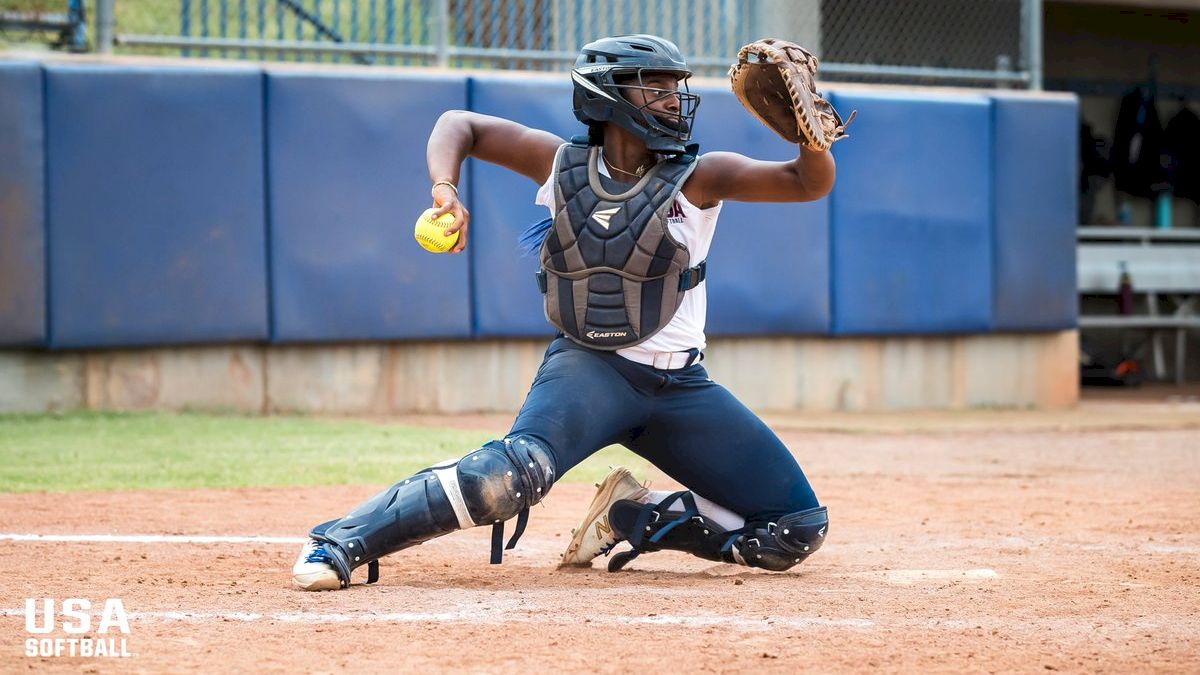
top-left (733, 506), bottom-right (828, 571)
top-left (606, 495), bottom-right (826, 573)
top-left (454, 435), bottom-right (556, 527)
top-left (310, 435), bottom-right (557, 586)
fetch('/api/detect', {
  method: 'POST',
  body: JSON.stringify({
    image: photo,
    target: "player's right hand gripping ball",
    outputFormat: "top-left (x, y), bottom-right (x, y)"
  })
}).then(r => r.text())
top-left (414, 208), bottom-right (459, 253)
top-left (728, 38), bottom-right (855, 151)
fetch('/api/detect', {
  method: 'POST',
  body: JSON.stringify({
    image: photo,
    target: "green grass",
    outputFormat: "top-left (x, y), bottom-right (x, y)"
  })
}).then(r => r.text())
top-left (0, 411), bottom-right (651, 492)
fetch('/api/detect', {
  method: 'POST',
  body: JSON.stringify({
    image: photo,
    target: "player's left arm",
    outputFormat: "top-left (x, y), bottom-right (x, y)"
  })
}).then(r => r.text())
top-left (685, 147), bottom-right (835, 208)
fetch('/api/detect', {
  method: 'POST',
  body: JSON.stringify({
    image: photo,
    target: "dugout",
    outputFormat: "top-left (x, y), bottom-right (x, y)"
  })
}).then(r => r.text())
top-left (1043, 1), bottom-right (1200, 383)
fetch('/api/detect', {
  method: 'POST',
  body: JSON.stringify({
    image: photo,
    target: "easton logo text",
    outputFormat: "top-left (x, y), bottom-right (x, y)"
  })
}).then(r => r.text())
top-left (586, 330), bottom-right (628, 339)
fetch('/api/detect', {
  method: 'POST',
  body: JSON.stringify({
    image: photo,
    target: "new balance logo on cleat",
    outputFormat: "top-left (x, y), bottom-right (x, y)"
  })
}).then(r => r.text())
top-left (594, 515), bottom-right (613, 539)
top-left (559, 466), bottom-right (648, 567)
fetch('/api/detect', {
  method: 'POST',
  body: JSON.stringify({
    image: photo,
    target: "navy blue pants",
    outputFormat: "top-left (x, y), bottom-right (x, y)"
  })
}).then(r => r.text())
top-left (508, 337), bottom-right (818, 524)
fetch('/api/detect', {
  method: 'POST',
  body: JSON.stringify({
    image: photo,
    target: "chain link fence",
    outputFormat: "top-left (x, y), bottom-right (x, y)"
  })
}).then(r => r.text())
top-left (9, 0), bottom-right (1041, 87)
top-left (106, 0), bottom-right (766, 74)
top-left (816, 0), bottom-right (1032, 84)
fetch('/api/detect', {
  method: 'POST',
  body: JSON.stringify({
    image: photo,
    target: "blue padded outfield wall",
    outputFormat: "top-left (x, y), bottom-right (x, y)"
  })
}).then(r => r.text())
top-left (0, 59), bottom-right (1078, 350)
top-left (828, 91), bottom-right (994, 335)
top-left (991, 95), bottom-right (1079, 331)
top-left (44, 64), bottom-right (269, 348)
top-left (692, 81), bottom-right (830, 335)
top-left (468, 74), bottom-right (578, 338)
top-left (267, 71), bottom-right (471, 341)
top-left (0, 62), bottom-right (46, 346)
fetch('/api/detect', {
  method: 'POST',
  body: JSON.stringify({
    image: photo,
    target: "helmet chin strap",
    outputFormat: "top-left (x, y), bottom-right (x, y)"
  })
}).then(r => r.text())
top-left (660, 114), bottom-right (690, 134)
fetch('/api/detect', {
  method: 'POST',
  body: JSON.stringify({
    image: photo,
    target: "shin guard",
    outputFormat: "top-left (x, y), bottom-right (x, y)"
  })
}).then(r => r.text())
top-left (309, 435), bottom-right (555, 587)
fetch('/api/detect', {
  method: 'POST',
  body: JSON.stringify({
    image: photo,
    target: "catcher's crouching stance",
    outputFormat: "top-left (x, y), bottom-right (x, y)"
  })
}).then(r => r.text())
top-left (294, 34), bottom-right (847, 590)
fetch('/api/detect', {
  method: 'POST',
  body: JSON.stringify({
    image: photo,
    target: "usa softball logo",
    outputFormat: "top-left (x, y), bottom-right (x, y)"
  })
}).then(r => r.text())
top-left (24, 598), bottom-right (132, 658)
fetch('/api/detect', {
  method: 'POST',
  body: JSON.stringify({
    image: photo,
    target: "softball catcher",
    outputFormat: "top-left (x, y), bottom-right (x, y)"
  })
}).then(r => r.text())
top-left (294, 34), bottom-right (849, 590)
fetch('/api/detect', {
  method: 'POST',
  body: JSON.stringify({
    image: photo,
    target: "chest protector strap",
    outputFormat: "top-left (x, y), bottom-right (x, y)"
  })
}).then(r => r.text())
top-left (538, 142), bottom-right (702, 350)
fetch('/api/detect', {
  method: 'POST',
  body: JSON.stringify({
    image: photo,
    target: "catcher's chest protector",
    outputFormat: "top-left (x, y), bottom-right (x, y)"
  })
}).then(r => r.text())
top-left (538, 142), bottom-right (701, 350)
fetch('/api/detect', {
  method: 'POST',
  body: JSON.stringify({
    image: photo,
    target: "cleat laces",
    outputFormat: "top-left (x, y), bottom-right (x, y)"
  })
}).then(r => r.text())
top-left (304, 542), bottom-right (332, 565)
top-left (597, 538), bottom-right (623, 557)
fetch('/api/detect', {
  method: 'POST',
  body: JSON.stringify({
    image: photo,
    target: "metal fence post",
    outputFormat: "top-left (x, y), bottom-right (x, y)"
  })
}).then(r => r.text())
top-left (95, 0), bottom-right (116, 53)
top-left (434, 0), bottom-right (450, 67)
top-left (1024, 0), bottom-right (1043, 90)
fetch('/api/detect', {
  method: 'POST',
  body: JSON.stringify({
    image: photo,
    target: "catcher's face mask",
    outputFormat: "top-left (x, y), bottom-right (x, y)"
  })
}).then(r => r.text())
top-left (612, 70), bottom-right (700, 139)
top-left (571, 34), bottom-right (702, 154)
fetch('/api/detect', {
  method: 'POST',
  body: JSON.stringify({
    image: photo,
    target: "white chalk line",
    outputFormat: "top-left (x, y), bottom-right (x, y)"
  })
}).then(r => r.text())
top-left (0, 607), bottom-right (873, 630)
top-left (5, 607), bottom-right (1195, 636)
top-left (4, 534), bottom-right (1196, 556)
top-left (851, 569), bottom-right (999, 586)
top-left (0, 533), bottom-right (307, 544)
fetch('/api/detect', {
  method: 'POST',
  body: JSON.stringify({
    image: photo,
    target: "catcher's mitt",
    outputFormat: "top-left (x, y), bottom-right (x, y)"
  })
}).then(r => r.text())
top-left (728, 38), bottom-right (854, 151)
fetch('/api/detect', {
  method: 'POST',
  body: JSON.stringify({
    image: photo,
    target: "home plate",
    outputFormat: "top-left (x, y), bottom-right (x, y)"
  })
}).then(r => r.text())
top-left (858, 569), bottom-right (999, 585)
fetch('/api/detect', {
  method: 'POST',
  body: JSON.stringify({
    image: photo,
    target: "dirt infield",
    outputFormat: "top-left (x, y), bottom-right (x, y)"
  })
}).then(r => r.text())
top-left (3, 405), bottom-right (1199, 673)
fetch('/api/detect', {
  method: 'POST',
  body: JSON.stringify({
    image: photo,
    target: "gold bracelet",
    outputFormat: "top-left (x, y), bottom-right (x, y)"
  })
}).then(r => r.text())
top-left (431, 180), bottom-right (458, 199)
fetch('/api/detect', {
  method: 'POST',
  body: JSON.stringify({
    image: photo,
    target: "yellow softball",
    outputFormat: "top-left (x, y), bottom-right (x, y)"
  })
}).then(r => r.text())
top-left (414, 208), bottom-right (459, 253)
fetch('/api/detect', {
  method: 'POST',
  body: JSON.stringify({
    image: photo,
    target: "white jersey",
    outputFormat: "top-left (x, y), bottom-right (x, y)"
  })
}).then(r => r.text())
top-left (535, 160), bottom-right (723, 360)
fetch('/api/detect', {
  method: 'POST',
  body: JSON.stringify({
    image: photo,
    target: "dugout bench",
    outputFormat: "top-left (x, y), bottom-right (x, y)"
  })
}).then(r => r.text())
top-left (1077, 227), bottom-right (1200, 384)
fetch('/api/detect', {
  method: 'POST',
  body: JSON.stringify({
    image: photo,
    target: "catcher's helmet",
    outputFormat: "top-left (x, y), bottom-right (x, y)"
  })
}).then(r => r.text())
top-left (572, 35), bottom-right (700, 154)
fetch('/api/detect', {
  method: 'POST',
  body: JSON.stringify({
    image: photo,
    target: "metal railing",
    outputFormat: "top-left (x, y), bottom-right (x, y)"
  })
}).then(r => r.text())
top-left (89, 0), bottom-right (1041, 87)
